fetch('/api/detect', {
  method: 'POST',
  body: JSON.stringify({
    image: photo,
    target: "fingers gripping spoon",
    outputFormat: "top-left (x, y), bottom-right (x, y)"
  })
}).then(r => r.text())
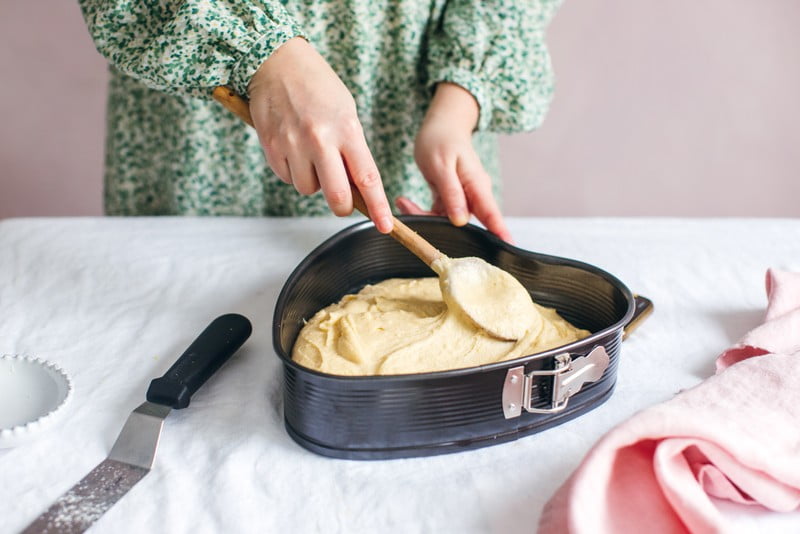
top-left (23, 314), bottom-right (252, 534)
top-left (212, 87), bottom-right (537, 341)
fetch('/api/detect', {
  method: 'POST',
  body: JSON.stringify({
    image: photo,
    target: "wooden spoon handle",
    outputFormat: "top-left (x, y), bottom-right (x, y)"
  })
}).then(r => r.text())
top-left (212, 86), bottom-right (444, 267)
top-left (212, 86), bottom-right (255, 127)
top-left (349, 189), bottom-right (442, 266)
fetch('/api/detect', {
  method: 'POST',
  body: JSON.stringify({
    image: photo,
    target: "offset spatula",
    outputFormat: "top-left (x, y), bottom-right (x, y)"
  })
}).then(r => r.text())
top-left (22, 313), bottom-right (252, 534)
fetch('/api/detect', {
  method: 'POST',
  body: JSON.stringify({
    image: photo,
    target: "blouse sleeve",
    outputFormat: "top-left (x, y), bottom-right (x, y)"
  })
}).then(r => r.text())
top-left (78, 0), bottom-right (304, 99)
top-left (425, 0), bottom-right (562, 133)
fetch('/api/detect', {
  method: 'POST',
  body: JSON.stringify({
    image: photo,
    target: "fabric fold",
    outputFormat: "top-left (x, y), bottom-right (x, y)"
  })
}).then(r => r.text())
top-left (538, 269), bottom-right (800, 534)
top-left (425, 0), bottom-right (561, 132)
top-left (79, 0), bottom-right (304, 99)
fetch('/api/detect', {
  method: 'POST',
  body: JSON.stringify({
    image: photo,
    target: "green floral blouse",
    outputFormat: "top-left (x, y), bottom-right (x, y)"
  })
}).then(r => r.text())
top-left (79, 0), bottom-right (560, 216)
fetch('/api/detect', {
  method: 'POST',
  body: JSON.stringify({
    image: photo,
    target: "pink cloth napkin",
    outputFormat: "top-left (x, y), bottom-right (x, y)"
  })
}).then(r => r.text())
top-left (538, 269), bottom-right (800, 534)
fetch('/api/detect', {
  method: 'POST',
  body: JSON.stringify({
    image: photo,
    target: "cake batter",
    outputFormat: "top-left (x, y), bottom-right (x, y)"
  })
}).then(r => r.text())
top-left (292, 277), bottom-right (590, 375)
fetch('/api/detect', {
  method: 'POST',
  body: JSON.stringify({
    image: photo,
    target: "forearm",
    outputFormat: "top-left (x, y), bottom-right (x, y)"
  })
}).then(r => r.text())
top-left (426, 82), bottom-right (480, 133)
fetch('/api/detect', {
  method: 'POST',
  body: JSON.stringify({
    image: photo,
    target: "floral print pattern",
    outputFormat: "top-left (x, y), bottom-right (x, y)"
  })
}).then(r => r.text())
top-left (79, 0), bottom-right (561, 216)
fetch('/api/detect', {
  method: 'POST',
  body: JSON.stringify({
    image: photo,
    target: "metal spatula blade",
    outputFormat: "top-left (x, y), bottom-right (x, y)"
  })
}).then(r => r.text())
top-left (22, 314), bottom-right (252, 533)
top-left (23, 402), bottom-right (170, 533)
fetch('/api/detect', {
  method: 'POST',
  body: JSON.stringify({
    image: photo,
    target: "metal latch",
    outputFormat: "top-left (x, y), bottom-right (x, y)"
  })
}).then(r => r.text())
top-left (502, 346), bottom-right (610, 418)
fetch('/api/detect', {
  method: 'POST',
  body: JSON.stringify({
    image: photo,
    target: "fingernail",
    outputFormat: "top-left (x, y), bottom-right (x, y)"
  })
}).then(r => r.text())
top-left (378, 216), bottom-right (393, 233)
top-left (451, 209), bottom-right (468, 226)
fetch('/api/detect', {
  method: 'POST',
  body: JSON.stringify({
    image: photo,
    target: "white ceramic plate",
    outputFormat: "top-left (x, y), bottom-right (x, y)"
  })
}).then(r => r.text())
top-left (0, 355), bottom-right (73, 448)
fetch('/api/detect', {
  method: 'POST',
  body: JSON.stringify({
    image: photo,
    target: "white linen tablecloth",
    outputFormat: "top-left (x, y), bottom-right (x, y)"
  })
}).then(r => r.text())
top-left (2, 217), bottom-right (799, 534)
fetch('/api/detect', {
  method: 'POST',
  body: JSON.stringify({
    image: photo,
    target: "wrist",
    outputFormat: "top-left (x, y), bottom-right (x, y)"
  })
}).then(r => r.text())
top-left (248, 36), bottom-right (310, 94)
top-left (425, 82), bottom-right (480, 132)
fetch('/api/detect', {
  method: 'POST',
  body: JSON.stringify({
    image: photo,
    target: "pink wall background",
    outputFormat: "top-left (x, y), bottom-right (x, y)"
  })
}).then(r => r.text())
top-left (1, 1), bottom-right (799, 218)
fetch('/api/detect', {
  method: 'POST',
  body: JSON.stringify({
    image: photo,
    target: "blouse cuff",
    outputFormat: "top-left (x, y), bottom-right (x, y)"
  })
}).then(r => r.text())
top-left (229, 21), bottom-right (305, 98)
top-left (429, 66), bottom-right (492, 132)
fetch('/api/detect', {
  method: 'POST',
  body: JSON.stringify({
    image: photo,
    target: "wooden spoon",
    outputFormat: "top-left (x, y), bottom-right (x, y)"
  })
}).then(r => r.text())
top-left (212, 87), bottom-right (537, 340)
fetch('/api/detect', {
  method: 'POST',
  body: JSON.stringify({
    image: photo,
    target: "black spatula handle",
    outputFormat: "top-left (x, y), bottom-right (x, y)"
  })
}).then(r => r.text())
top-left (146, 314), bottom-right (252, 409)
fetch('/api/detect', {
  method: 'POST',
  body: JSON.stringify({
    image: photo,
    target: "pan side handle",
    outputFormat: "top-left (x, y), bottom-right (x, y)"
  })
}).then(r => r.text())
top-left (622, 295), bottom-right (653, 340)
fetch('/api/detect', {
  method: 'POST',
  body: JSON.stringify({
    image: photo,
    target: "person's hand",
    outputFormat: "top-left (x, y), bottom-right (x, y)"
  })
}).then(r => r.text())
top-left (397, 82), bottom-right (512, 242)
top-left (248, 37), bottom-right (393, 233)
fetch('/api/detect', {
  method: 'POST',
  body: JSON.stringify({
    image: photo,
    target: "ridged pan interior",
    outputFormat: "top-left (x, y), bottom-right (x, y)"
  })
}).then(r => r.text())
top-left (274, 217), bottom-right (631, 372)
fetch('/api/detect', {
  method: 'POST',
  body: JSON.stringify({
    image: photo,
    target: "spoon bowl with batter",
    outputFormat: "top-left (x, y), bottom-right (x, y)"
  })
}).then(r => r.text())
top-left (350, 191), bottom-right (538, 341)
